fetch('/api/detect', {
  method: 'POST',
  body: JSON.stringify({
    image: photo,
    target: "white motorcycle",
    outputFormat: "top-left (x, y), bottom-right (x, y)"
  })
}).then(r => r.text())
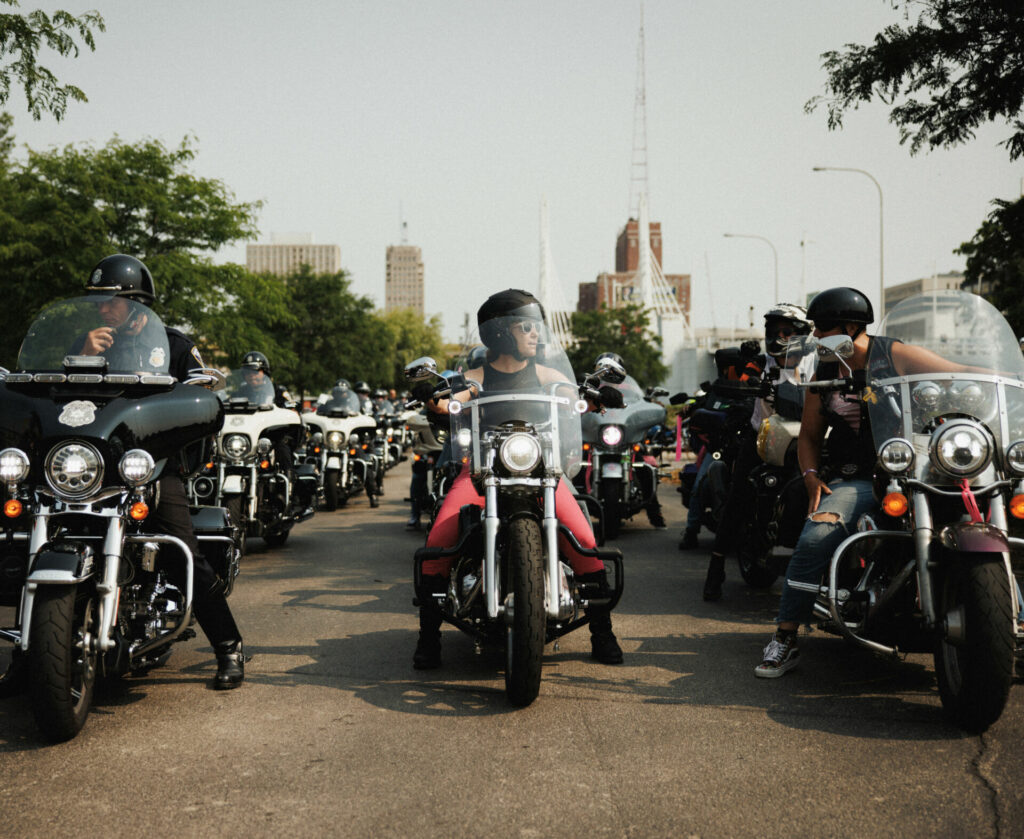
top-left (304, 387), bottom-right (378, 511)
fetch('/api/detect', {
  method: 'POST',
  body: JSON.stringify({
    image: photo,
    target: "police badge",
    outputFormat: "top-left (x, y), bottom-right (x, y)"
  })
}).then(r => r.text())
top-left (58, 400), bottom-right (98, 428)
top-left (149, 346), bottom-right (166, 368)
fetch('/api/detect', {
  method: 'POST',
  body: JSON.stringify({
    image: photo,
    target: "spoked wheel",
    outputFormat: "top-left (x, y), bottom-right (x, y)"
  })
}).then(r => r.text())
top-left (225, 496), bottom-right (247, 557)
top-left (28, 585), bottom-right (97, 742)
top-left (934, 556), bottom-right (1014, 733)
top-left (601, 478), bottom-right (622, 541)
top-left (504, 517), bottom-right (545, 707)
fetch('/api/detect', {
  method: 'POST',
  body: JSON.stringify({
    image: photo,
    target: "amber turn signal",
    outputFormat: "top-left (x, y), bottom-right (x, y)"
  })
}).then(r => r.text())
top-left (882, 492), bottom-right (908, 517)
top-left (1010, 494), bottom-right (1024, 519)
top-left (129, 501), bottom-right (149, 521)
top-left (4, 499), bottom-right (22, 518)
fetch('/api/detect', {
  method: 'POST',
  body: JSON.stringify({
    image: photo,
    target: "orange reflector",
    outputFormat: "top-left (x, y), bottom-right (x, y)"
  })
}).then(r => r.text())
top-left (1010, 495), bottom-right (1024, 519)
top-left (362, 444), bottom-right (368, 450)
top-left (205, 461), bottom-right (214, 470)
top-left (633, 444), bottom-right (641, 452)
top-left (461, 456), bottom-right (468, 464)
top-left (583, 443), bottom-right (590, 451)
top-left (260, 459), bottom-right (270, 469)
top-left (313, 447), bottom-right (321, 455)
top-left (129, 501), bottom-right (149, 521)
top-left (882, 492), bottom-right (908, 517)
top-left (414, 453), bottom-right (421, 462)
top-left (349, 448), bottom-right (357, 456)
top-left (4, 499), bottom-right (22, 518)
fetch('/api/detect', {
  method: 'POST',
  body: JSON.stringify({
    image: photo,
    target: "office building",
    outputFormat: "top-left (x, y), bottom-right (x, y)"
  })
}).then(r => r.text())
top-left (246, 234), bottom-right (341, 277)
top-left (385, 244), bottom-right (425, 314)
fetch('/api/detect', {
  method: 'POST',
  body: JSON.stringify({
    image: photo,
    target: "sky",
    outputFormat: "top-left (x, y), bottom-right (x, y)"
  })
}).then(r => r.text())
top-left (12, 1), bottom-right (1022, 340)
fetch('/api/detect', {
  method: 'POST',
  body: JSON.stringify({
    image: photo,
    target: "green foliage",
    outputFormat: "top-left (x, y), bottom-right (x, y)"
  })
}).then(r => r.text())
top-left (956, 196), bottom-right (1024, 335)
top-left (381, 307), bottom-right (445, 388)
top-left (807, 1), bottom-right (1024, 160)
top-left (0, 2), bottom-right (104, 121)
top-left (566, 303), bottom-right (669, 387)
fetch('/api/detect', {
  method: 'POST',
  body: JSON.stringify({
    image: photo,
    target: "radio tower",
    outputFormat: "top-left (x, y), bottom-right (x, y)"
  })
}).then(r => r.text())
top-left (628, 4), bottom-right (650, 220)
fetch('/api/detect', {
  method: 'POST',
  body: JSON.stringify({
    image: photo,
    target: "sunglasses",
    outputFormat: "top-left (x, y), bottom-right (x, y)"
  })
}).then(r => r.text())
top-left (511, 321), bottom-right (540, 335)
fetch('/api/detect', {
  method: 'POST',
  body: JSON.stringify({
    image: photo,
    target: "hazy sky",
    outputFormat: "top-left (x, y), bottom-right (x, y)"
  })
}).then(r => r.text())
top-left (13, 1), bottom-right (1021, 339)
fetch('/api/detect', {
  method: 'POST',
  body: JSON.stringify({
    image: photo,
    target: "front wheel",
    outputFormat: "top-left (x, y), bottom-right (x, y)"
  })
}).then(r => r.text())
top-left (264, 526), bottom-right (291, 548)
top-left (504, 517), bottom-right (545, 707)
top-left (225, 495), bottom-right (247, 557)
top-left (736, 519), bottom-right (778, 588)
top-left (934, 556), bottom-right (1014, 732)
top-left (323, 469), bottom-right (340, 511)
top-left (28, 585), bottom-right (97, 742)
top-left (601, 478), bottom-right (622, 541)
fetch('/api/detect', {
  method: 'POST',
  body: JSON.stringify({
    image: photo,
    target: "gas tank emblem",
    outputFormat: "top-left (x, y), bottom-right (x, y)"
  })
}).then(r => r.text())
top-left (58, 400), bottom-right (98, 428)
top-left (230, 416), bottom-right (245, 426)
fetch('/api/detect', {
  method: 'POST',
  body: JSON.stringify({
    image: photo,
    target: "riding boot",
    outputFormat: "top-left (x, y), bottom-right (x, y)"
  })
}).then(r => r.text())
top-left (214, 640), bottom-right (245, 690)
top-left (0, 648), bottom-right (28, 698)
top-left (678, 527), bottom-right (699, 550)
top-left (703, 553), bottom-right (726, 602)
top-left (413, 574), bottom-right (446, 669)
top-left (578, 571), bottom-right (623, 664)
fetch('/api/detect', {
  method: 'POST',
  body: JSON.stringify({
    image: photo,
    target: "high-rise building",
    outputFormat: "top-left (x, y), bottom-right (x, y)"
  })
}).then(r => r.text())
top-left (577, 219), bottom-right (690, 314)
top-left (385, 244), bottom-right (424, 314)
top-left (246, 233), bottom-right (340, 277)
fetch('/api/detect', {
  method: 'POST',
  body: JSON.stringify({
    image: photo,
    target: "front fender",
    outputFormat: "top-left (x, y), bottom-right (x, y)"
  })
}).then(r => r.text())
top-left (27, 541), bottom-right (97, 583)
top-left (938, 522), bottom-right (1010, 554)
top-left (222, 474), bottom-right (245, 494)
top-left (601, 462), bottom-right (624, 479)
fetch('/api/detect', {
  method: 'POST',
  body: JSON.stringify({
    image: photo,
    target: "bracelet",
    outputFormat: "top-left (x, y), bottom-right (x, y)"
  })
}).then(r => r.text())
top-left (802, 468), bottom-right (818, 477)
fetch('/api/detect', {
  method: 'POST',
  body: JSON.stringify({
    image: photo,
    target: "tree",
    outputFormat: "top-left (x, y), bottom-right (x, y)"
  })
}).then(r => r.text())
top-left (0, 2), bottom-right (104, 121)
top-left (956, 196), bottom-right (1024, 334)
top-left (806, 1), bottom-right (1024, 160)
top-left (566, 304), bottom-right (669, 387)
top-left (380, 307), bottom-right (445, 389)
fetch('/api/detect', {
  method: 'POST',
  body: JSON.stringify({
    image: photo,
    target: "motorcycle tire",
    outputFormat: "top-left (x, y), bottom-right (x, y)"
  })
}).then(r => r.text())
top-left (601, 478), bottom-right (623, 541)
top-left (225, 496), bottom-right (247, 558)
top-left (934, 556), bottom-right (1014, 733)
top-left (28, 585), bottom-right (97, 742)
top-left (323, 470), bottom-right (340, 512)
top-left (737, 549), bottom-right (779, 589)
top-left (263, 527), bottom-right (291, 548)
top-left (504, 516), bottom-right (545, 707)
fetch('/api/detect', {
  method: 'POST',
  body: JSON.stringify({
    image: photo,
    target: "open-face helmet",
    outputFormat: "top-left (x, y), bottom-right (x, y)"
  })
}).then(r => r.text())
top-left (241, 351), bottom-right (271, 375)
top-left (807, 287), bottom-right (874, 334)
top-left (85, 254), bottom-right (156, 306)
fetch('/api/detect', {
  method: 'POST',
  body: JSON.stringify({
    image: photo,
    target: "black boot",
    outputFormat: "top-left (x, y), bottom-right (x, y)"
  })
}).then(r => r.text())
top-left (0, 649), bottom-right (28, 698)
top-left (214, 640), bottom-right (244, 690)
top-left (578, 571), bottom-right (623, 664)
top-left (703, 553), bottom-right (726, 602)
top-left (413, 575), bottom-right (446, 669)
top-left (645, 502), bottom-right (667, 529)
top-left (678, 527), bottom-right (699, 550)
top-left (369, 494), bottom-right (380, 508)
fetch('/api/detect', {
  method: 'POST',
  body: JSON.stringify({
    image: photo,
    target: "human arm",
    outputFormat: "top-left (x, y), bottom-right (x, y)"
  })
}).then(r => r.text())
top-left (797, 388), bottom-right (831, 514)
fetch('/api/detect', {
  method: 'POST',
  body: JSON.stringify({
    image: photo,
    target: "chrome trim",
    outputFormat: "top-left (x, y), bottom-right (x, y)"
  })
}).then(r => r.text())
top-left (543, 480), bottom-right (560, 619)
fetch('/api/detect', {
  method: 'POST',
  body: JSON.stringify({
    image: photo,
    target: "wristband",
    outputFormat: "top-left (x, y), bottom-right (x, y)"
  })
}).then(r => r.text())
top-left (802, 468), bottom-right (818, 478)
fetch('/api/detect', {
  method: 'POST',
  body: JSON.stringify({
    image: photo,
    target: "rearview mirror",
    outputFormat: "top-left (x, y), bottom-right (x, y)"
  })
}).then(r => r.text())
top-left (594, 357), bottom-right (626, 384)
top-left (404, 356), bottom-right (438, 382)
top-left (816, 334), bottom-right (855, 361)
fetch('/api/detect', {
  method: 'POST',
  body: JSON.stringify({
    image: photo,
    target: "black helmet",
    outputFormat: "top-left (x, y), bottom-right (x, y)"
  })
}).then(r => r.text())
top-left (241, 350), bottom-right (271, 375)
top-left (478, 289), bottom-right (546, 356)
top-left (354, 380), bottom-right (371, 395)
top-left (466, 345), bottom-right (488, 369)
top-left (807, 287), bottom-right (874, 330)
top-left (85, 254), bottom-right (156, 306)
top-left (335, 378), bottom-right (351, 390)
top-left (763, 303), bottom-right (812, 358)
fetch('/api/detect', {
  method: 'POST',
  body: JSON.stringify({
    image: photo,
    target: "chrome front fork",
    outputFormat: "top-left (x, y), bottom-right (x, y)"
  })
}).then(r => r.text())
top-left (543, 479), bottom-right (560, 619)
top-left (484, 478), bottom-right (500, 618)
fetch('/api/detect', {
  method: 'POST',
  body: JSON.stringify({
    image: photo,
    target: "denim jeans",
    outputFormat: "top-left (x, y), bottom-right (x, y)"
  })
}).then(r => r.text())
top-left (777, 478), bottom-right (877, 625)
top-left (685, 454), bottom-right (714, 531)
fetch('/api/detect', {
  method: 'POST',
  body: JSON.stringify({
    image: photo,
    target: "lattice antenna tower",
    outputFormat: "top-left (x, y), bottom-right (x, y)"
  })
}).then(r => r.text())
top-left (628, 4), bottom-right (650, 220)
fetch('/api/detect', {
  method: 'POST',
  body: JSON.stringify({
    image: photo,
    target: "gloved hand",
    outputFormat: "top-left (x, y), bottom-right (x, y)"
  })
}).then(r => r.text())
top-left (411, 381), bottom-right (434, 403)
top-left (598, 385), bottom-right (624, 409)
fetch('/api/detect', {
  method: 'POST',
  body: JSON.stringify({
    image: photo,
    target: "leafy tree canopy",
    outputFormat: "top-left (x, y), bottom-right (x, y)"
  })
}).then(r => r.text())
top-left (956, 196), bottom-right (1024, 335)
top-left (381, 307), bottom-right (445, 389)
top-left (566, 303), bottom-right (669, 388)
top-left (0, 1), bottom-right (104, 120)
top-left (807, 1), bottom-right (1024, 160)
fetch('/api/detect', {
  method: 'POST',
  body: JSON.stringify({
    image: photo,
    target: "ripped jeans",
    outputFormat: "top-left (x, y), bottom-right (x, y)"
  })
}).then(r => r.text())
top-left (777, 479), bottom-right (877, 625)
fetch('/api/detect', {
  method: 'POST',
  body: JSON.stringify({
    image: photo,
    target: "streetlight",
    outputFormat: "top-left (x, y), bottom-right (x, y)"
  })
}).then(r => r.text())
top-left (812, 166), bottom-right (884, 316)
top-left (723, 233), bottom-right (779, 304)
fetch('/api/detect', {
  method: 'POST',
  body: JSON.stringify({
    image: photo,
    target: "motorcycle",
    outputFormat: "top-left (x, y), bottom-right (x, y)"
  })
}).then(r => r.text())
top-left (577, 375), bottom-right (667, 539)
top-left (405, 351), bottom-right (625, 706)
top-left (405, 406), bottom-right (456, 526)
top-left (0, 297), bottom-right (228, 739)
top-left (802, 289), bottom-right (1024, 732)
top-left (303, 387), bottom-right (378, 511)
top-left (190, 368), bottom-right (315, 548)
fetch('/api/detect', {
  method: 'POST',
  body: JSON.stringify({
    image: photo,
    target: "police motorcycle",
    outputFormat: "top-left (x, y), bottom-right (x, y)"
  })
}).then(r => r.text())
top-left (371, 390), bottom-right (405, 472)
top-left (802, 290), bottom-right (1024, 732)
top-left (303, 384), bottom-right (377, 511)
top-left (405, 349), bottom-right (625, 707)
top-left (192, 366), bottom-right (314, 549)
top-left (577, 369), bottom-right (667, 539)
top-left (0, 297), bottom-right (229, 740)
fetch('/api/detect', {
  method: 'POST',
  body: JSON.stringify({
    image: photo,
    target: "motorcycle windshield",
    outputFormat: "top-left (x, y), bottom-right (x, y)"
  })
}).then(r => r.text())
top-left (16, 296), bottom-right (171, 375)
top-left (449, 317), bottom-right (583, 479)
top-left (221, 368), bottom-right (277, 407)
top-left (867, 290), bottom-right (1024, 464)
top-left (318, 388), bottom-right (361, 416)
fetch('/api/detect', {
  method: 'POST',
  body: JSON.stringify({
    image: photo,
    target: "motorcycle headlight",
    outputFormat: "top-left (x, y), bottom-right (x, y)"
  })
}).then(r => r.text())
top-left (878, 438), bottom-right (914, 474)
top-left (0, 448), bottom-right (30, 483)
top-left (930, 420), bottom-right (992, 479)
top-left (223, 434), bottom-right (251, 459)
top-left (601, 425), bottom-right (624, 447)
top-left (455, 428), bottom-right (473, 450)
top-left (326, 430), bottom-right (345, 450)
top-left (45, 442), bottom-right (104, 499)
top-left (1006, 441), bottom-right (1024, 475)
top-left (350, 432), bottom-right (360, 444)
top-left (499, 433), bottom-right (542, 474)
top-left (118, 449), bottom-right (156, 486)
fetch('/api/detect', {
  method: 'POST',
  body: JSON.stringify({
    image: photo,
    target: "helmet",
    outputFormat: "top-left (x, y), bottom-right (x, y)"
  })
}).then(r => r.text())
top-left (478, 289), bottom-right (546, 356)
top-left (335, 378), bottom-right (351, 390)
top-left (595, 351), bottom-right (624, 368)
top-left (763, 303), bottom-right (812, 358)
top-left (354, 380), bottom-right (371, 395)
top-left (372, 388), bottom-right (388, 400)
top-left (807, 287), bottom-right (874, 330)
top-left (466, 345), bottom-right (488, 370)
top-left (241, 350), bottom-right (271, 375)
top-left (85, 254), bottom-right (156, 306)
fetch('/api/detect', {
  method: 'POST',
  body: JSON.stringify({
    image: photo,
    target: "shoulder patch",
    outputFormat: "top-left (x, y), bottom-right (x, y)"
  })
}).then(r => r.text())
top-left (191, 346), bottom-right (204, 367)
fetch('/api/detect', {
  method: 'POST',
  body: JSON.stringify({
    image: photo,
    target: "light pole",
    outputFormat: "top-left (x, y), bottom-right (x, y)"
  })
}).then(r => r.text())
top-left (813, 166), bottom-right (884, 316)
top-left (723, 233), bottom-right (779, 304)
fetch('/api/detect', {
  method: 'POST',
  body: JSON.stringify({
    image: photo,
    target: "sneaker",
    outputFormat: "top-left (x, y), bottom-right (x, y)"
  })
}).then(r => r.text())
top-left (754, 631), bottom-right (799, 678)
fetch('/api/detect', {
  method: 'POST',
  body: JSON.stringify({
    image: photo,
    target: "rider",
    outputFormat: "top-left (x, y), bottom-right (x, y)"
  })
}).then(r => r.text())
top-left (352, 381), bottom-right (381, 507)
top-left (699, 303), bottom-right (812, 601)
top-left (68, 255), bottom-right (244, 689)
top-left (413, 289), bottom-right (623, 669)
top-left (235, 351), bottom-right (298, 478)
top-left (354, 381), bottom-right (373, 415)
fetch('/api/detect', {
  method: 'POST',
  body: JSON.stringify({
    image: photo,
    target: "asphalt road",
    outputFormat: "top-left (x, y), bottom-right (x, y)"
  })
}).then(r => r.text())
top-left (2, 461), bottom-right (1023, 838)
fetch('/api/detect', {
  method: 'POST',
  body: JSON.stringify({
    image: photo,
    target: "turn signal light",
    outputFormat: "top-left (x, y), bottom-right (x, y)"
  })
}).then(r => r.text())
top-left (414, 453), bottom-right (421, 462)
top-left (260, 459), bottom-right (270, 470)
top-left (4, 499), bottom-right (22, 518)
top-left (129, 501), bottom-right (149, 521)
top-left (205, 461), bottom-right (214, 470)
top-left (1010, 494), bottom-right (1024, 519)
top-left (313, 446), bottom-right (321, 455)
top-left (582, 443), bottom-right (590, 451)
top-left (349, 448), bottom-right (357, 456)
top-left (633, 444), bottom-right (642, 452)
top-left (882, 492), bottom-right (909, 517)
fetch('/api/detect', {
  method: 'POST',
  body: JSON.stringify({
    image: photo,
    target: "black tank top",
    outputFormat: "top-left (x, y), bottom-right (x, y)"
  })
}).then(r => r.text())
top-left (482, 360), bottom-right (541, 393)
top-left (480, 361), bottom-right (545, 426)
